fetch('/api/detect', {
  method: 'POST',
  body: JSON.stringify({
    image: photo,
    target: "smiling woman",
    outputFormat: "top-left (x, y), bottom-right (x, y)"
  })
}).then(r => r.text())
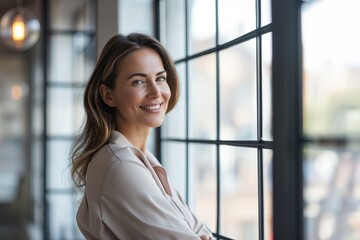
top-left (71, 33), bottom-right (214, 240)
top-left (98, 48), bottom-right (171, 152)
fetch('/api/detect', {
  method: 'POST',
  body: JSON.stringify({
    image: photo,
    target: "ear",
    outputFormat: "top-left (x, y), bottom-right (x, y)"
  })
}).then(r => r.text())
top-left (99, 84), bottom-right (116, 107)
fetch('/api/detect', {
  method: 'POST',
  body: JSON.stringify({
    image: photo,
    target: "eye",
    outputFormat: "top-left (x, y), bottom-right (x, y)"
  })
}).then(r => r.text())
top-left (131, 80), bottom-right (145, 86)
top-left (156, 76), bottom-right (167, 82)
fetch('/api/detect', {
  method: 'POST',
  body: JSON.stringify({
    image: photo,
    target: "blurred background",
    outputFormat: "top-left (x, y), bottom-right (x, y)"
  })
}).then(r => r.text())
top-left (0, 0), bottom-right (359, 240)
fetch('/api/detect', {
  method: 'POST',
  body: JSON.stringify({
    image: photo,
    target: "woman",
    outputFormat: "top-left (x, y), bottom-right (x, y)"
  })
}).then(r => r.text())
top-left (71, 33), bottom-right (213, 240)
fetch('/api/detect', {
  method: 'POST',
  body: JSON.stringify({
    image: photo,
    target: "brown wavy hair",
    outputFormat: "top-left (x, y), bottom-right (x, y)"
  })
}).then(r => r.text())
top-left (71, 33), bottom-right (179, 188)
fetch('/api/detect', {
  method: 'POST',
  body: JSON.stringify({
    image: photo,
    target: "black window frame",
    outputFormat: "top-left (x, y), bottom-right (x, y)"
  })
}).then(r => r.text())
top-left (42, 0), bottom-right (97, 239)
top-left (156, 0), bottom-right (277, 239)
top-left (271, 0), bottom-right (303, 239)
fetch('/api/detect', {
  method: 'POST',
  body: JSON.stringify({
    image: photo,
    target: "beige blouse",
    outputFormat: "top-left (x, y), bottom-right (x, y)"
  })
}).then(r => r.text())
top-left (77, 131), bottom-right (213, 240)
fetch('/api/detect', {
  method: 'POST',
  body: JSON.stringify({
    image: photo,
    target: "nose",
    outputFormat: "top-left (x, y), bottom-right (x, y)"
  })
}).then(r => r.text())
top-left (147, 81), bottom-right (161, 98)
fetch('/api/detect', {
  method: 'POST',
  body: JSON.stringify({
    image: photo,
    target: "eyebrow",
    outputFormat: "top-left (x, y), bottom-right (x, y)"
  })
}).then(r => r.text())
top-left (127, 70), bottom-right (166, 80)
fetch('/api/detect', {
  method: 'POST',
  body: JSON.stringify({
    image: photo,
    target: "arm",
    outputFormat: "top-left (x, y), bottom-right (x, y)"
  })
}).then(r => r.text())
top-left (173, 190), bottom-right (214, 239)
top-left (100, 160), bottom-right (202, 240)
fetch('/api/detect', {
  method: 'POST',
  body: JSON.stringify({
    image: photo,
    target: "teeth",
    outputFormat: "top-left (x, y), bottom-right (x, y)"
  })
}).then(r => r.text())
top-left (142, 104), bottom-right (161, 110)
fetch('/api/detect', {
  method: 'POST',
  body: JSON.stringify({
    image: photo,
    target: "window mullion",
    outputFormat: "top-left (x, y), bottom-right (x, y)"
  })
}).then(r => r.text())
top-left (272, 0), bottom-right (303, 239)
top-left (215, 0), bottom-right (221, 236)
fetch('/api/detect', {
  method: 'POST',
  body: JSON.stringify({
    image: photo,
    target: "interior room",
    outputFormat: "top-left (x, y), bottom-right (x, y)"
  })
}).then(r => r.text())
top-left (0, 0), bottom-right (359, 239)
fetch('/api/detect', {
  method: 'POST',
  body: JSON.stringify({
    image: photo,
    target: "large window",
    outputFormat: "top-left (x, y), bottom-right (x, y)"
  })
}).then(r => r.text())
top-left (44, 0), bottom-right (96, 239)
top-left (159, 0), bottom-right (272, 239)
top-left (159, 0), bottom-right (360, 240)
top-left (302, 0), bottom-right (360, 239)
top-left (34, 0), bottom-right (359, 239)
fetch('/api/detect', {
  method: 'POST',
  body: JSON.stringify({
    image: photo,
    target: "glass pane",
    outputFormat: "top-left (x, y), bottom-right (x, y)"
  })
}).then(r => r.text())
top-left (220, 40), bottom-right (257, 140)
top-left (263, 149), bottom-right (273, 240)
top-left (48, 35), bottom-right (72, 82)
top-left (220, 146), bottom-right (258, 239)
top-left (49, 0), bottom-right (96, 31)
top-left (188, 0), bottom-right (216, 54)
top-left (47, 140), bottom-right (72, 190)
top-left (119, 0), bottom-right (154, 35)
top-left (49, 34), bottom-right (96, 83)
top-left (162, 63), bottom-right (186, 139)
top-left (161, 141), bottom-right (187, 198)
top-left (303, 144), bottom-right (360, 240)
top-left (32, 101), bottom-right (43, 137)
top-left (302, 0), bottom-right (360, 138)
top-left (262, 33), bottom-right (272, 141)
top-left (261, 0), bottom-right (271, 26)
top-left (189, 143), bottom-right (217, 232)
top-left (160, 0), bottom-right (186, 60)
top-left (48, 194), bottom-right (82, 240)
top-left (147, 129), bottom-right (156, 155)
top-left (218, 0), bottom-right (256, 44)
top-left (0, 60), bottom-right (27, 204)
top-left (32, 68), bottom-right (44, 137)
top-left (73, 33), bottom-right (96, 81)
top-left (47, 87), bottom-right (84, 136)
top-left (188, 54), bottom-right (216, 140)
top-left (31, 138), bottom-right (43, 231)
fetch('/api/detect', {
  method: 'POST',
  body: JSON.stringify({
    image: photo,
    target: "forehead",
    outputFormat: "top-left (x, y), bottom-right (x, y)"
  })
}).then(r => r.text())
top-left (117, 48), bottom-right (164, 75)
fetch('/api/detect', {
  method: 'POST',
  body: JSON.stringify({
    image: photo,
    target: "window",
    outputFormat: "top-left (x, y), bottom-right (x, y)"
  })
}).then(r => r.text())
top-left (35, 0), bottom-right (360, 239)
top-left (265, 0), bottom-right (360, 239)
top-left (302, 0), bottom-right (360, 239)
top-left (159, 0), bottom-right (272, 239)
top-left (44, 0), bottom-right (96, 239)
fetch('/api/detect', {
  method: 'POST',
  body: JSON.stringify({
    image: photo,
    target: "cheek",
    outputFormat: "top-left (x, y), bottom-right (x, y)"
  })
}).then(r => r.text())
top-left (118, 89), bottom-right (143, 103)
top-left (163, 84), bottom-right (171, 102)
top-left (112, 91), bottom-right (140, 114)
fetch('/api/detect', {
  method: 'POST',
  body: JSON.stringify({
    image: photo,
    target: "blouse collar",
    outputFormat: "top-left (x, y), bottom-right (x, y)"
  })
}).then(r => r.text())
top-left (109, 130), bottom-right (161, 168)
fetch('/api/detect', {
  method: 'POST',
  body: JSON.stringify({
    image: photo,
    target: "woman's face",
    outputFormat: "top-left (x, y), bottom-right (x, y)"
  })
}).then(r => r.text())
top-left (102, 48), bottom-right (171, 133)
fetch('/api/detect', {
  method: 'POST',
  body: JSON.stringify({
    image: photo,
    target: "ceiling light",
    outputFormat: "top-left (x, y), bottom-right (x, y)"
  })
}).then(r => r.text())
top-left (0, 3), bottom-right (40, 51)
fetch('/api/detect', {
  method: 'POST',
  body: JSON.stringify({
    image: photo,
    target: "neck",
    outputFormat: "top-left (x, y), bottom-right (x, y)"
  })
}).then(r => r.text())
top-left (117, 125), bottom-right (150, 154)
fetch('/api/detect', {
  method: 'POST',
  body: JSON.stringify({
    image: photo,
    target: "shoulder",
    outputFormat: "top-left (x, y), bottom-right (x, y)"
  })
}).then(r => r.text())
top-left (89, 142), bottom-right (143, 170)
top-left (81, 143), bottom-right (150, 211)
top-left (80, 141), bottom-right (145, 185)
top-left (86, 143), bottom-right (148, 188)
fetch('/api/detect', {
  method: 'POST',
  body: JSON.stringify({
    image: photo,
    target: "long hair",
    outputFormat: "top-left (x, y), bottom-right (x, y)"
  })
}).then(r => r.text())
top-left (71, 33), bottom-right (179, 188)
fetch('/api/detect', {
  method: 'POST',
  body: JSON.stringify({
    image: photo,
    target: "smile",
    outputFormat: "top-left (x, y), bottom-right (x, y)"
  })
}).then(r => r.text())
top-left (140, 103), bottom-right (162, 110)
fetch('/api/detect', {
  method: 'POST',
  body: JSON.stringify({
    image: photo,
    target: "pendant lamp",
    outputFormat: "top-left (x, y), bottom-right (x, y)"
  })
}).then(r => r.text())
top-left (0, 0), bottom-right (40, 51)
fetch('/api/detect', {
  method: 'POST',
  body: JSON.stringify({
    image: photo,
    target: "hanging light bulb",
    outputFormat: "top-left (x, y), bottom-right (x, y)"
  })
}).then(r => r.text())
top-left (12, 15), bottom-right (26, 41)
top-left (0, 1), bottom-right (40, 51)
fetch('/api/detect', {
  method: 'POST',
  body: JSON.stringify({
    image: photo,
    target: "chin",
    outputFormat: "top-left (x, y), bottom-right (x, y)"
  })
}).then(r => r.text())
top-left (149, 120), bottom-right (164, 128)
top-left (152, 123), bottom-right (164, 128)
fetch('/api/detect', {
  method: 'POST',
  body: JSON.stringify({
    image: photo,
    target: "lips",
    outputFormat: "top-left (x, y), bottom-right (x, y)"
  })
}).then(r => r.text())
top-left (140, 103), bottom-right (162, 111)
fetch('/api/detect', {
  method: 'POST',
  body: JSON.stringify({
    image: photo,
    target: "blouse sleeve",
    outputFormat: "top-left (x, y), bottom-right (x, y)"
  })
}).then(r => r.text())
top-left (100, 160), bottom-right (203, 240)
top-left (174, 190), bottom-right (214, 238)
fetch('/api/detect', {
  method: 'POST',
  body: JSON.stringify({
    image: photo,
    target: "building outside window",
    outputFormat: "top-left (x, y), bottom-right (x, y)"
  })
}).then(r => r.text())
top-left (302, 0), bottom-right (360, 239)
